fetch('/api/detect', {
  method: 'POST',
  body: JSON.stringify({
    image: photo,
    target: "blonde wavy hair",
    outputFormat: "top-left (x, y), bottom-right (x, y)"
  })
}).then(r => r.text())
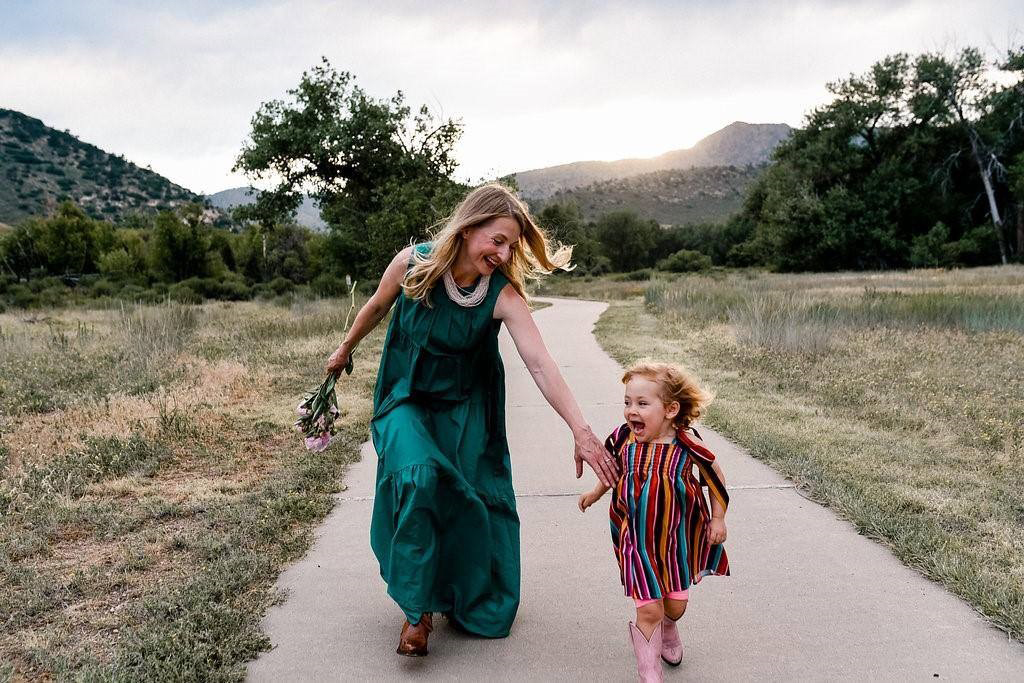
top-left (402, 182), bottom-right (573, 304)
top-left (622, 361), bottom-right (714, 429)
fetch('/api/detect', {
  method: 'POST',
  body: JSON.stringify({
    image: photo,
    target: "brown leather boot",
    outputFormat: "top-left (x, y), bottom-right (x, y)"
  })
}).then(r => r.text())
top-left (396, 613), bottom-right (433, 657)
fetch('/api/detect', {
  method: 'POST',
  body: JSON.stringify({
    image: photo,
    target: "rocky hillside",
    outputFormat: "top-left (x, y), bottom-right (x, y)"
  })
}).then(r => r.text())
top-left (532, 164), bottom-right (764, 226)
top-left (0, 108), bottom-right (201, 224)
top-left (515, 121), bottom-right (791, 199)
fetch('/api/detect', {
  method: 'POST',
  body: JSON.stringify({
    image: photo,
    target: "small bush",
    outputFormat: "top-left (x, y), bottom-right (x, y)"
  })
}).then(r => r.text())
top-left (168, 281), bottom-right (202, 304)
top-left (268, 276), bottom-right (295, 295)
top-left (5, 283), bottom-right (35, 308)
top-left (218, 279), bottom-right (252, 301)
top-left (117, 284), bottom-right (148, 302)
top-left (611, 268), bottom-right (654, 282)
top-left (657, 249), bottom-right (713, 273)
top-left (311, 273), bottom-right (347, 297)
top-left (89, 278), bottom-right (117, 298)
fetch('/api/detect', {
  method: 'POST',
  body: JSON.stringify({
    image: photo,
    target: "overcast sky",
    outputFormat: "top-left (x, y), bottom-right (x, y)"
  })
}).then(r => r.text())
top-left (1, 0), bottom-right (1021, 193)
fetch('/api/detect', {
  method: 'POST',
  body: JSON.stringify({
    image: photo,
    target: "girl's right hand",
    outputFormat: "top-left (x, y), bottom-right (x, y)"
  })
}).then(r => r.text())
top-left (325, 345), bottom-right (350, 376)
top-left (578, 491), bottom-right (597, 513)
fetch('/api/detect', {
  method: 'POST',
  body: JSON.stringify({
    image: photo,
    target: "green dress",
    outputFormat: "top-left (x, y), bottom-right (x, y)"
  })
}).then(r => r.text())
top-left (369, 243), bottom-right (520, 638)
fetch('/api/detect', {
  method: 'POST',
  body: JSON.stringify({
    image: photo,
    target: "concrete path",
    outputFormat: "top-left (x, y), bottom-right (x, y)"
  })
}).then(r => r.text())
top-left (248, 297), bottom-right (1024, 681)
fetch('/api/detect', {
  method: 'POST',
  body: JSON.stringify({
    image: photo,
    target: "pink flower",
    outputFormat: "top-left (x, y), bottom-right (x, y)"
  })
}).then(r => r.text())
top-left (296, 402), bottom-right (311, 417)
top-left (305, 432), bottom-right (332, 452)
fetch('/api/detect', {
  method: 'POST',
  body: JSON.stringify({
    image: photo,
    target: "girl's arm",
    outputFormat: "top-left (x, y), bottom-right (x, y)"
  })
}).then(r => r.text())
top-left (325, 246), bottom-right (412, 375)
top-left (494, 286), bottom-right (619, 488)
top-left (578, 482), bottom-right (610, 512)
top-left (709, 459), bottom-right (727, 518)
top-left (708, 459), bottom-right (727, 543)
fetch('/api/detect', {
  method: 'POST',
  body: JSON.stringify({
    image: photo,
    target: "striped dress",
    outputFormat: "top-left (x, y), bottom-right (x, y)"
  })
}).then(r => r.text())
top-left (606, 423), bottom-right (730, 599)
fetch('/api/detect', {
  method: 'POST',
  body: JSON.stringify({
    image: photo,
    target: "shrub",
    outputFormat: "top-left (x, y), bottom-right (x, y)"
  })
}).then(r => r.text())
top-left (311, 273), bottom-right (347, 297)
top-left (168, 281), bottom-right (202, 304)
top-left (98, 248), bottom-right (137, 280)
top-left (909, 222), bottom-right (950, 268)
top-left (118, 284), bottom-right (148, 302)
top-left (268, 276), bottom-right (295, 295)
top-left (657, 249), bottom-right (713, 273)
top-left (6, 283), bottom-right (36, 308)
top-left (217, 273), bottom-right (252, 301)
top-left (613, 268), bottom-right (654, 282)
top-left (89, 278), bottom-right (117, 298)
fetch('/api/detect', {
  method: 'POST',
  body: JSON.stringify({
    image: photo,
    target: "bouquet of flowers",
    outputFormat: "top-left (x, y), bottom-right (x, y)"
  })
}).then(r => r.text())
top-left (294, 358), bottom-right (351, 452)
top-left (295, 281), bottom-right (358, 452)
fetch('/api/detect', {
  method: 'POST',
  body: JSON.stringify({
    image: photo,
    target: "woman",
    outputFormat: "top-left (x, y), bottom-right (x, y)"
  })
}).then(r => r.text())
top-left (325, 183), bottom-right (618, 656)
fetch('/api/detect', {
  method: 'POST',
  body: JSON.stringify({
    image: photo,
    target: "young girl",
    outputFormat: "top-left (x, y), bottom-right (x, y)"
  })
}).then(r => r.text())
top-left (579, 361), bottom-right (729, 682)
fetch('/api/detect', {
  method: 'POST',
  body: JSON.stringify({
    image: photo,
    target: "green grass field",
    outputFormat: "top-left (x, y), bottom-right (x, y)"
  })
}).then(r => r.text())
top-left (0, 297), bottom-right (385, 680)
top-left (540, 265), bottom-right (1024, 640)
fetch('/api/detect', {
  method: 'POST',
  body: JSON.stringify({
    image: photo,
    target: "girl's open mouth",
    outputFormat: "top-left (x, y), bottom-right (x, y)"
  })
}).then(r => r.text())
top-left (629, 419), bottom-right (646, 436)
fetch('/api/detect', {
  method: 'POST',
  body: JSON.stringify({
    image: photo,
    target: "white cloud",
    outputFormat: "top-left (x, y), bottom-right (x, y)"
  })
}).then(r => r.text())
top-left (1, 0), bottom-right (1020, 192)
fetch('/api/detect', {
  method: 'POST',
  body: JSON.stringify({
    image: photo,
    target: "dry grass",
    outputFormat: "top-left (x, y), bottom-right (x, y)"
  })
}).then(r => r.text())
top-left (587, 265), bottom-right (1024, 640)
top-left (0, 296), bottom-right (384, 680)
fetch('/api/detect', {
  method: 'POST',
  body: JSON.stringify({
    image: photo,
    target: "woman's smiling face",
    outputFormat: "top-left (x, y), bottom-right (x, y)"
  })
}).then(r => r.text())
top-left (461, 217), bottom-right (521, 276)
top-left (623, 375), bottom-right (679, 443)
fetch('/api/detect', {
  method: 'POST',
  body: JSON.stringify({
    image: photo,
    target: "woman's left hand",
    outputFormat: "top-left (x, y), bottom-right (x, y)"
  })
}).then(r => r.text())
top-left (573, 426), bottom-right (619, 487)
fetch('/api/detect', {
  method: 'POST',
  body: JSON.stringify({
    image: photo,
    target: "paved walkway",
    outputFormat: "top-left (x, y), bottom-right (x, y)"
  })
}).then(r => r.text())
top-left (248, 297), bottom-right (1024, 681)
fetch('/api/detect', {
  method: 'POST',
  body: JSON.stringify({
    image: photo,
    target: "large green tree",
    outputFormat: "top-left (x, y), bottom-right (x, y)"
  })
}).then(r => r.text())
top-left (0, 202), bottom-right (115, 277)
top-left (535, 202), bottom-right (610, 274)
top-left (736, 45), bottom-right (1023, 271)
top-left (593, 211), bottom-right (661, 272)
top-left (148, 205), bottom-right (213, 282)
top-left (234, 58), bottom-right (466, 278)
top-left (912, 47), bottom-right (1022, 264)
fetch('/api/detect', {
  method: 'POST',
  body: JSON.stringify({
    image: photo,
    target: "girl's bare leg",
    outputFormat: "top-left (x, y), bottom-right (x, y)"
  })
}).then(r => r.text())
top-left (635, 600), bottom-right (665, 639)
top-left (664, 597), bottom-right (688, 621)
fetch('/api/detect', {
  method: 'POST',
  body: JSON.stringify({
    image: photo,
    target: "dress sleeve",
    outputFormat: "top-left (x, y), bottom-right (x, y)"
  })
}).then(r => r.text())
top-left (604, 423), bottom-right (632, 457)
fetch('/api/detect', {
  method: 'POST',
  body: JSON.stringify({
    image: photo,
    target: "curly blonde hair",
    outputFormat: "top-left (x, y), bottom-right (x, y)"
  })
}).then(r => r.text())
top-left (622, 361), bottom-right (713, 428)
top-left (402, 182), bottom-right (574, 305)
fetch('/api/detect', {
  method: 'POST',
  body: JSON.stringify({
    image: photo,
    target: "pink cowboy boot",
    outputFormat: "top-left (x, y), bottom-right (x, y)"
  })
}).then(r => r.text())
top-left (660, 615), bottom-right (683, 666)
top-left (629, 621), bottom-right (664, 682)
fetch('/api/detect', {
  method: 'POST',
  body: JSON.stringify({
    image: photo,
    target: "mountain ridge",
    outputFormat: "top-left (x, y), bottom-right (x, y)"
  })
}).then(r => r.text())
top-left (514, 121), bottom-right (791, 199)
top-left (531, 163), bottom-right (766, 226)
top-left (0, 108), bottom-right (201, 224)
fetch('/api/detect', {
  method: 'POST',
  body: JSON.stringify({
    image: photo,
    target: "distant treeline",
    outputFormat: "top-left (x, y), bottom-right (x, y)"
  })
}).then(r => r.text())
top-left (2, 46), bottom-right (1022, 309)
top-left (0, 200), bottom-right (717, 310)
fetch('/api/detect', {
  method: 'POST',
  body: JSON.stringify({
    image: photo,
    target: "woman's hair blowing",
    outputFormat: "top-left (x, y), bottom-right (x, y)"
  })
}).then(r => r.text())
top-left (403, 182), bottom-right (573, 304)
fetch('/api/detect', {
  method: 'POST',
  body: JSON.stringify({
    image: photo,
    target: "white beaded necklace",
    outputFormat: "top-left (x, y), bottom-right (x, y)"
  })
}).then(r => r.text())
top-left (443, 269), bottom-right (490, 307)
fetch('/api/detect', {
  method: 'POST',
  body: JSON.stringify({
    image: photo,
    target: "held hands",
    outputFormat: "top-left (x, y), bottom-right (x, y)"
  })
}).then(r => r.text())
top-left (708, 516), bottom-right (728, 545)
top-left (573, 426), bottom-right (619, 488)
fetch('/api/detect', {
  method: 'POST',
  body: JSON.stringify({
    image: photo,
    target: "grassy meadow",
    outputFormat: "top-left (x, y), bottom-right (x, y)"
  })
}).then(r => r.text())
top-left (0, 297), bottom-right (384, 680)
top-left (539, 265), bottom-right (1024, 640)
top-left (2, 265), bottom-right (1022, 679)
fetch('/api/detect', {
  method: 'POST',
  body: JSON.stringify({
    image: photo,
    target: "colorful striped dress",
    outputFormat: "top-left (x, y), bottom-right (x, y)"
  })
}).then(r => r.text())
top-left (605, 423), bottom-right (730, 599)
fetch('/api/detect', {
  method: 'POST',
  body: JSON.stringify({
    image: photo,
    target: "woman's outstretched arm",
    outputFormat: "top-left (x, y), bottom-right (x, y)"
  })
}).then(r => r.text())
top-left (495, 286), bottom-right (619, 487)
top-left (325, 246), bottom-right (412, 375)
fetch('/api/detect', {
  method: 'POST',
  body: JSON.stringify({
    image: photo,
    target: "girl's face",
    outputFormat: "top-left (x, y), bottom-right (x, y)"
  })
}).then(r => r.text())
top-left (623, 376), bottom-right (680, 443)
top-left (461, 217), bottom-right (521, 276)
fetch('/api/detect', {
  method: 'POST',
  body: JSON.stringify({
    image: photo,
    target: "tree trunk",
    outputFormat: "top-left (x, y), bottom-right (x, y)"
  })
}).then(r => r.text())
top-left (1017, 201), bottom-right (1024, 261)
top-left (968, 133), bottom-right (1009, 265)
